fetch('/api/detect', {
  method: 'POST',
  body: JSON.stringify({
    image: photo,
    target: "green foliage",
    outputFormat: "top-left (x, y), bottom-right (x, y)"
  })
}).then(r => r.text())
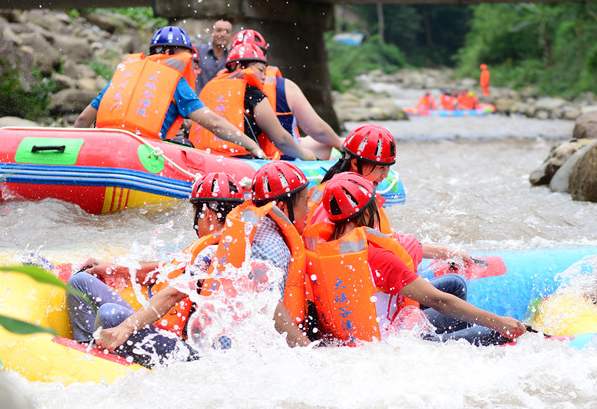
top-left (0, 316), bottom-right (56, 336)
top-left (0, 66), bottom-right (56, 120)
top-left (457, 3), bottom-right (597, 97)
top-left (348, 5), bottom-right (472, 67)
top-left (67, 9), bottom-right (80, 20)
top-left (92, 7), bottom-right (167, 30)
top-left (90, 60), bottom-right (113, 81)
top-left (0, 265), bottom-right (67, 289)
top-left (326, 34), bottom-right (407, 92)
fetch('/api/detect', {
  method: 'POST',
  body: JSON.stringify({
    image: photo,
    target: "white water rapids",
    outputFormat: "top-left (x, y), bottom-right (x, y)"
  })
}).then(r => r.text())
top-left (1, 113), bottom-right (597, 408)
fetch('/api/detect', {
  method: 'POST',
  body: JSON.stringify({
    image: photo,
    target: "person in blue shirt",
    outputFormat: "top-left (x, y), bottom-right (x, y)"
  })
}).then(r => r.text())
top-left (74, 26), bottom-right (265, 159)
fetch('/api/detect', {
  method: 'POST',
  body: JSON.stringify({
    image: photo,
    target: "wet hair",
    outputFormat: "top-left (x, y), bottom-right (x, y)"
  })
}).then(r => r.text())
top-left (321, 153), bottom-right (367, 183)
top-left (253, 185), bottom-right (307, 224)
top-left (331, 197), bottom-right (380, 241)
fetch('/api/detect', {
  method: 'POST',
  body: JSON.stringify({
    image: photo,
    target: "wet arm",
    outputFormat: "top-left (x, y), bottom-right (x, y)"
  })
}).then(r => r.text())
top-left (285, 79), bottom-right (342, 150)
top-left (273, 302), bottom-right (311, 347)
top-left (97, 286), bottom-right (186, 351)
top-left (254, 100), bottom-right (317, 160)
top-left (422, 244), bottom-right (471, 263)
top-left (401, 277), bottom-right (525, 338)
top-left (74, 105), bottom-right (97, 128)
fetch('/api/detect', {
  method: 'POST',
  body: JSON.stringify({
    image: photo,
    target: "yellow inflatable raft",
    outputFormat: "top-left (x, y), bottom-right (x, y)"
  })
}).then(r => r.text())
top-left (531, 292), bottom-right (597, 336)
top-left (0, 272), bottom-right (143, 384)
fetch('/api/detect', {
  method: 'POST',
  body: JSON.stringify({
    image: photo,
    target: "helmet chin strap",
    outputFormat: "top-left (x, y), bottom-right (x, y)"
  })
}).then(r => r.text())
top-left (285, 199), bottom-right (296, 224)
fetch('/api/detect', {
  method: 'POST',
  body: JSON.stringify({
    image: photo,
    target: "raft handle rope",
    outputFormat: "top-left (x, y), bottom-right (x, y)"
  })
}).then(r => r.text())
top-left (4, 127), bottom-right (203, 183)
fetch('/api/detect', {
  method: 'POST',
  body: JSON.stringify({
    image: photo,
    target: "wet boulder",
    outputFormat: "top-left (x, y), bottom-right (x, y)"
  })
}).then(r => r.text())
top-left (529, 139), bottom-right (595, 186)
top-left (570, 142), bottom-right (597, 202)
top-left (550, 141), bottom-right (596, 193)
top-left (572, 111), bottom-right (597, 140)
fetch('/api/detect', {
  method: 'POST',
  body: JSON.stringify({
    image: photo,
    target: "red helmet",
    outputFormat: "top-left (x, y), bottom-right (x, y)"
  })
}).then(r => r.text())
top-left (252, 161), bottom-right (308, 203)
top-left (343, 124), bottom-right (396, 165)
top-left (190, 172), bottom-right (244, 204)
top-left (226, 43), bottom-right (267, 70)
top-left (232, 29), bottom-right (269, 52)
top-left (322, 172), bottom-right (375, 222)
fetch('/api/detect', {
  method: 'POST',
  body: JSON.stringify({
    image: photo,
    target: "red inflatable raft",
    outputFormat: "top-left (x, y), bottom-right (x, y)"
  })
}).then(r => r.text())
top-left (0, 127), bottom-right (256, 214)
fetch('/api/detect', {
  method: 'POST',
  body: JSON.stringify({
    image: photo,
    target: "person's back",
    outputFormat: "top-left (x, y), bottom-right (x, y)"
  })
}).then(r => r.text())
top-left (74, 26), bottom-right (266, 158)
top-left (190, 43), bottom-right (316, 160)
top-left (305, 173), bottom-right (527, 346)
top-left (231, 29), bottom-right (342, 159)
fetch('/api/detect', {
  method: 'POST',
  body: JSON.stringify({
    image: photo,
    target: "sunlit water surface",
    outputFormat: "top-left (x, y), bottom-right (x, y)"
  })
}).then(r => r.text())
top-left (1, 115), bottom-right (596, 408)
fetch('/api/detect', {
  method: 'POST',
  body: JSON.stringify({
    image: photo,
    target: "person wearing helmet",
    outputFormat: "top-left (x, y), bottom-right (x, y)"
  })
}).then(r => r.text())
top-left (196, 161), bottom-right (313, 346)
top-left (74, 26), bottom-right (265, 159)
top-left (304, 173), bottom-right (526, 345)
top-left (308, 124), bottom-right (472, 285)
top-left (68, 172), bottom-right (246, 364)
top-left (232, 29), bottom-right (342, 160)
top-left (195, 20), bottom-right (233, 93)
top-left (190, 43), bottom-right (317, 161)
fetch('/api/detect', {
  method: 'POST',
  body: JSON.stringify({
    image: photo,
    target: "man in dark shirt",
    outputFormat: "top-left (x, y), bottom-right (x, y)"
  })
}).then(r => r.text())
top-left (196, 19), bottom-right (232, 92)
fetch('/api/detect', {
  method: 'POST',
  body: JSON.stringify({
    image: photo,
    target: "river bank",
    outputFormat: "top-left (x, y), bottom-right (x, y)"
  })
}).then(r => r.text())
top-left (333, 68), bottom-right (597, 124)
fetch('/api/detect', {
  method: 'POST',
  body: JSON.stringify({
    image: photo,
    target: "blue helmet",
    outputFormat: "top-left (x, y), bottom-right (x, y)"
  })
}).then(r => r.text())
top-left (149, 26), bottom-right (193, 52)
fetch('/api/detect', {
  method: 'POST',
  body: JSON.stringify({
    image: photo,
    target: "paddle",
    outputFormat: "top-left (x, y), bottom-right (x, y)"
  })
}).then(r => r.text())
top-left (525, 325), bottom-right (552, 338)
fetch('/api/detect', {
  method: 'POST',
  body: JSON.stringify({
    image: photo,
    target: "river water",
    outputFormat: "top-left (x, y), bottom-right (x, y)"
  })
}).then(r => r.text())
top-left (2, 113), bottom-right (597, 408)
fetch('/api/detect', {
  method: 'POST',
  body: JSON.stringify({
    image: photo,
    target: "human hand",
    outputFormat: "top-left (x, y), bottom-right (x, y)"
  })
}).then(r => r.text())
top-left (448, 249), bottom-right (473, 265)
top-left (250, 146), bottom-right (266, 159)
top-left (95, 325), bottom-right (133, 352)
top-left (493, 317), bottom-right (526, 339)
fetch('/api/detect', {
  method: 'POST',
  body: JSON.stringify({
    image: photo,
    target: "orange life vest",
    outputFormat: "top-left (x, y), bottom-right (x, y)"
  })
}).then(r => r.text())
top-left (261, 66), bottom-right (301, 140)
top-left (457, 92), bottom-right (478, 110)
top-left (96, 52), bottom-right (195, 140)
top-left (188, 69), bottom-right (282, 159)
top-left (440, 94), bottom-right (457, 111)
top-left (306, 182), bottom-right (392, 234)
top-left (304, 224), bottom-right (417, 343)
top-left (205, 201), bottom-right (307, 324)
top-left (262, 66), bottom-right (283, 111)
top-left (416, 95), bottom-right (436, 112)
top-left (151, 234), bottom-right (222, 338)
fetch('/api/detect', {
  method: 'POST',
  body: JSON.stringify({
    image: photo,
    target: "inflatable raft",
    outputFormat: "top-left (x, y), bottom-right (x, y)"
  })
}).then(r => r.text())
top-left (405, 103), bottom-right (496, 117)
top-left (421, 247), bottom-right (597, 345)
top-left (0, 127), bottom-right (406, 214)
top-left (0, 270), bottom-right (144, 384)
